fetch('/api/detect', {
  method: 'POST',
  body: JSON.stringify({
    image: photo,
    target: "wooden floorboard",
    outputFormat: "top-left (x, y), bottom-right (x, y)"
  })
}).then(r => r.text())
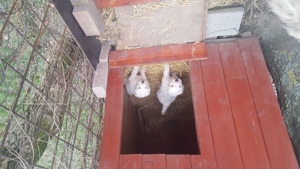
top-left (189, 61), bottom-right (217, 169)
top-left (143, 154), bottom-right (166, 169)
top-left (119, 155), bottom-right (143, 169)
top-left (218, 41), bottom-right (246, 79)
top-left (166, 155), bottom-right (191, 169)
top-left (238, 38), bottom-right (299, 169)
top-left (99, 68), bottom-right (124, 169)
top-left (220, 39), bottom-right (271, 168)
top-left (201, 43), bottom-right (244, 169)
top-left (109, 43), bottom-right (207, 68)
top-left (226, 78), bottom-right (271, 169)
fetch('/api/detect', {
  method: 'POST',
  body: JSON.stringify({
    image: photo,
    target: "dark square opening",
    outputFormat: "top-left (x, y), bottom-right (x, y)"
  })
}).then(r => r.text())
top-left (120, 63), bottom-right (200, 155)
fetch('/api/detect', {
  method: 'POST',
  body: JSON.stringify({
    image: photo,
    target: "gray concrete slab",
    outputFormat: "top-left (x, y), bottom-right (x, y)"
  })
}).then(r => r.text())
top-left (92, 63), bottom-right (108, 98)
top-left (72, 0), bottom-right (105, 36)
top-left (206, 7), bottom-right (244, 39)
top-left (99, 44), bottom-right (112, 63)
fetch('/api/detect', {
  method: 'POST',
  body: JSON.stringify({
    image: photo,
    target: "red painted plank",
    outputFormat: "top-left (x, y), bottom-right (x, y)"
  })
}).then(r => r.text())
top-left (119, 155), bottom-right (143, 169)
top-left (238, 38), bottom-right (299, 169)
top-left (218, 42), bottom-right (246, 79)
top-left (226, 78), bottom-right (271, 169)
top-left (94, 0), bottom-right (161, 9)
top-left (143, 154), bottom-right (166, 169)
top-left (109, 43), bottom-right (207, 68)
top-left (166, 155), bottom-right (191, 169)
top-left (99, 68), bottom-right (124, 169)
top-left (189, 61), bottom-right (217, 169)
top-left (201, 43), bottom-right (244, 169)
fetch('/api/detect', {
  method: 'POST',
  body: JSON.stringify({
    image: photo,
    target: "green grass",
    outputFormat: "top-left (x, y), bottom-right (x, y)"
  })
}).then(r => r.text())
top-left (0, 0), bottom-right (103, 168)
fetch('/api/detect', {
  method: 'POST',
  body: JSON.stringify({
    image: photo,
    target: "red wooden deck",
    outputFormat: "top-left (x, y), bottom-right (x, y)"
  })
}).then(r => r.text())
top-left (109, 42), bottom-right (207, 68)
top-left (99, 38), bottom-right (299, 169)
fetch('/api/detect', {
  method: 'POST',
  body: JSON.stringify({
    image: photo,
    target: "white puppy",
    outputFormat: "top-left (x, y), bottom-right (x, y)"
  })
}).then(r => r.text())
top-left (125, 66), bottom-right (150, 98)
top-left (157, 64), bottom-right (184, 115)
top-left (269, 0), bottom-right (300, 40)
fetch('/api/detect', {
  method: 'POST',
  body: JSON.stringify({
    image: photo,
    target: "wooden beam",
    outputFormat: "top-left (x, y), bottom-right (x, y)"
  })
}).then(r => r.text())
top-left (99, 68), bottom-right (124, 169)
top-left (109, 42), bottom-right (207, 68)
top-left (93, 0), bottom-right (161, 9)
top-left (51, 0), bottom-right (101, 70)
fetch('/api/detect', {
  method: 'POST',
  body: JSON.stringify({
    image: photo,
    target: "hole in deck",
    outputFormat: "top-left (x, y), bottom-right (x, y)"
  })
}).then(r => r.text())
top-left (121, 62), bottom-right (200, 155)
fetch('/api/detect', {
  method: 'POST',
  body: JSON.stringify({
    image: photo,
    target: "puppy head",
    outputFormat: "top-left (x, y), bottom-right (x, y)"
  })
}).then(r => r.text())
top-left (134, 80), bottom-right (151, 98)
top-left (168, 77), bottom-right (184, 96)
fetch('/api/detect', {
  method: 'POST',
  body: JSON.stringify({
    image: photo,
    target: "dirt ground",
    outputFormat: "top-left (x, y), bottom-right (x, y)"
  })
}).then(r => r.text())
top-left (238, 0), bottom-right (300, 163)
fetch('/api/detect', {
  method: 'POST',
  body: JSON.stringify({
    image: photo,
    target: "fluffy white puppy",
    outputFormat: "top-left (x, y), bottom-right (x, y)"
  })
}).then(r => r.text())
top-left (125, 66), bottom-right (150, 98)
top-left (269, 0), bottom-right (300, 40)
top-left (157, 64), bottom-right (184, 115)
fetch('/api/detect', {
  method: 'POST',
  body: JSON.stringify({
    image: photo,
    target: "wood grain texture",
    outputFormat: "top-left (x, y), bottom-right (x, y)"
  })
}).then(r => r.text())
top-left (99, 68), bottom-right (124, 169)
top-left (201, 43), bottom-right (244, 169)
top-left (189, 61), bottom-right (217, 169)
top-left (218, 41), bottom-right (246, 79)
top-left (238, 38), bottom-right (299, 169)
top-left (119, 154), bottom-right (143, 169)
top-left (166, 155), bottom-right (191, 169)
top-left (226, 78), bottom-right (271, 169)
top-left (109, 43), bottom-right (207, 68)
top-left (143, 154), bottom-right (166, 169)
top-left (98, 38), bottom-right (298, 169)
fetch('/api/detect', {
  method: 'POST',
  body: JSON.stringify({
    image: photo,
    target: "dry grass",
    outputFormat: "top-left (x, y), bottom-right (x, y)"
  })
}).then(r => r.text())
top-left (97, 8), bottom-right (121, 44)
top-left (98, 0), bottom-right (206, 47)
top-left (97, 0), bottom-right (248, 47)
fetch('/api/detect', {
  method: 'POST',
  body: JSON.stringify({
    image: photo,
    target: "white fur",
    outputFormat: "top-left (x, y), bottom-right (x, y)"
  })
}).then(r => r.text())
top-left (125, 66), bottom-right (150, 98)
top-left (269, 0), bottom-right (300, 40)
top-left (157, 64), bottom-right (184, 115)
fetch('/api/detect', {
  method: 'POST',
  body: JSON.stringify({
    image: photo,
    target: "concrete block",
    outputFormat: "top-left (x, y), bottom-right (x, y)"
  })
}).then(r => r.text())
top-left (72, 4), bottom-right (105, 36)
top-left (241, 31), bottom-right (252, 38)
top-left (92, 63), bottom-right (108, 98)
top-left (99, 44), bottom-right (112, 63)
top-left (206, 7), bottom-right (244, 39)
top-left (70, 0), bottom-right (89, 6)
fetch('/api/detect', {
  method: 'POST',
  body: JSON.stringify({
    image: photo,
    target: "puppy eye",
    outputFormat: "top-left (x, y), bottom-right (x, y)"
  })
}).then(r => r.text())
top-left (170, 85), bottom-right (174, 87)
top-left (138, 87), bottom-right (141, 89)
top-left (179, 86), bottom-right (182, 88)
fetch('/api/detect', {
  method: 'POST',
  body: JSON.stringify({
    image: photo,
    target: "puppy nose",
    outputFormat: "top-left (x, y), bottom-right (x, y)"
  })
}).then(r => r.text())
top-left (175, 79), bottom-right (178, 82)
top-left (141, 80), bottom-right (144, 83)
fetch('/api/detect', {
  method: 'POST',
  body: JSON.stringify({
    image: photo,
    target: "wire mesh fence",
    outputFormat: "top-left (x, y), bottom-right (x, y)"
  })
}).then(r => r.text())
top-left (0, 0), bottom-right (104, 168)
